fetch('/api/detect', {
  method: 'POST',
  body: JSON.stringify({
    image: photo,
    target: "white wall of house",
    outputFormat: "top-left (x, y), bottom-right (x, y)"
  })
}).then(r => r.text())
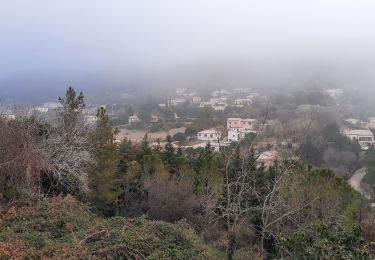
top-left (343, 129), bottom-right (374, 150)
top-left (192, 96), bottom-right (202, 104)
top-left (228, 129), bottom-right (241, 142)
top-left (128, 116), bottom-right (140, 124)
top-left (228, 128), bottom-right (256, 142)
top-left (227, 118), bottom-right (257, 130)
top-left (197, 129), bottom-right (222, 141)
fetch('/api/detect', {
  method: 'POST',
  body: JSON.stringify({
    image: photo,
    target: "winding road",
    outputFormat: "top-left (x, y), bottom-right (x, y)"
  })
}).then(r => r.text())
top-left (349, 167), bottom-right (371, 199)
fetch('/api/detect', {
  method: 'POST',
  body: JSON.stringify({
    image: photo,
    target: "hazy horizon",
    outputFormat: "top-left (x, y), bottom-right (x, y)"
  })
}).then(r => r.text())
top-left (2, 1), bottom-right (375, 103)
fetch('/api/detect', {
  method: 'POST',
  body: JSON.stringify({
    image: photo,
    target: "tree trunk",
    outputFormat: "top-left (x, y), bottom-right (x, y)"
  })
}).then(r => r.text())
top-left (260, 231), bottom-right (265, 259)
top-left (227, 231), bottom-right (236, 260)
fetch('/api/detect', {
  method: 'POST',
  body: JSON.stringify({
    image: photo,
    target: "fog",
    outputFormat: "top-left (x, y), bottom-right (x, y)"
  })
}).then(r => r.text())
top-left (1, 0), bottom-right (375, 102)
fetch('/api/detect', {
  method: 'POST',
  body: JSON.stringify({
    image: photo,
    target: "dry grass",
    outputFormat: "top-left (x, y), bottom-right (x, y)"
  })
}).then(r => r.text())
top-left (117, 127), bottom-right (186, 143)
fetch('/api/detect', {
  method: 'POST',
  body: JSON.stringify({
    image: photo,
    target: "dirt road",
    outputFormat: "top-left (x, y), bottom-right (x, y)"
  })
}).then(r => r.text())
top-left (349, 168), bottom-right (371, 199)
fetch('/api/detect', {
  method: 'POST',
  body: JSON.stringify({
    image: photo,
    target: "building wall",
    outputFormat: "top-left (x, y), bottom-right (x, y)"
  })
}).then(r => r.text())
top-left (228, 129), bottom-right (240, 142)
top-left (197, 132), bottom-right (221, 141)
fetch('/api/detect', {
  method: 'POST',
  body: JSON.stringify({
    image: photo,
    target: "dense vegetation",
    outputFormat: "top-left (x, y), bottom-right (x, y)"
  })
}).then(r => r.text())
top-left (0, 87), bottom-right (374, 259)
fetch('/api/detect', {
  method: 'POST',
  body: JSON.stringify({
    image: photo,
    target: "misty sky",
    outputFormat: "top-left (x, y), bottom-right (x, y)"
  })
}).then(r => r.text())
top-left (1, 1), bottom-right (375, 101)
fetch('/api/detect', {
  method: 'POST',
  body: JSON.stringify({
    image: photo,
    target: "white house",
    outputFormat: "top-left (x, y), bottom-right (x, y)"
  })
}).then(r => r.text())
top-left (199, 99), bottom-right (228, 112)
top-left (128, 115), bottom-right (140, 124)
top-left (169, 98), bottom-right (186, 107)
top-left (227, 118), bottom-right (258, 142)
top-left (233, 98), bottom-right (253, 107)
top-left (234, 88), bottom-right (252, 95)
top-left (211, 90), bottom-right (232, 98)
top-left (228, 128), bottom-right (256, 142)
top-left (150, 115), bottom-right (159, 123)
top-left (257, 150), bottom-right (278, 167)
top-left (192, 96), bottom-right (202, 104)
top-left (212, 102), bottom-right (227, 112)
top-left (42, 102), bottom-right (63, 110)
top-left (176, 88), bottom-right (187, 96)
top-left (199, 101), bottom-right (212, 108)
top-left (227, 118), bottom-right (258, 130)
top-left (197, 129), bottom-right (222, 141)
top-left (324, 89), bottom-right (344, 99)
top-left (246, 93), bottom-right (262, 99)
top-left (343, 129), bottom-right (374, 150)
top-left (345, 118), bottom-right (362, 126)
top-left (32, 107), bottom-right (49, 113)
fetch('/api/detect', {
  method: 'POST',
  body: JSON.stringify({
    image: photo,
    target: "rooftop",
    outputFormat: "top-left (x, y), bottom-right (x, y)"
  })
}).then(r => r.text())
top-left (343, 129), bottom-right (374, 136)
top-left (198, 129), bottom-right (220, 134)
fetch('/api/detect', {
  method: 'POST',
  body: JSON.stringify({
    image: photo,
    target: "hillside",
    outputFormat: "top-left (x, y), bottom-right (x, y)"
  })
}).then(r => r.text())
top-left (0, 196), bottom-right (225, 259)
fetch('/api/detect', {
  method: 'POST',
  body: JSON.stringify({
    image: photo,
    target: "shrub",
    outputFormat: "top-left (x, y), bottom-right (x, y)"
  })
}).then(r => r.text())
top-left (0, 196), bottom-right (221, 259)
top-left (173, 132), bottom-right (186, 142)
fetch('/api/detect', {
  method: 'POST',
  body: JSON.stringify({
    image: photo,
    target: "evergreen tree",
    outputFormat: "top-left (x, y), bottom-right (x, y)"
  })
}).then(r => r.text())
top-left (163, 135), bottom-right (177, 174)
top-left (58, 86), bottom-right (85, 131)
top-left (89, 108), bottom-right (121, 216)
top-left (193, 142), bottom-right (223, 195)
top-left (139, 134), bottom-right (152, 160)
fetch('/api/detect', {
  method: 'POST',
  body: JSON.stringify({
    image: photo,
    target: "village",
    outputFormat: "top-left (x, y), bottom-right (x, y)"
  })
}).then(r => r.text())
top-left (4, 86), bottom-right (374, 171)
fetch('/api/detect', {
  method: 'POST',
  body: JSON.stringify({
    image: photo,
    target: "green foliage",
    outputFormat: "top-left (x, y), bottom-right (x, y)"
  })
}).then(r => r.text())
top-left (139, 133), bottom-right (152, 160)
top-left (278, 223), bottom-right (370, 259)
top-left (194, 107), bottom-right (216, 129)
top-left (0, 197), bottom-right (221, 259)
top-left (143, 153), bottom-right (166, 176)
top-left (300, 122), bottom-right (361, 172)
top-left (89, 108), bottom-right (122, 216)
top-left (172, 132), bottom-right (186, 142)
top-left (363, 149), bottom-right (375, 195)
top-left (1, 87), bottom-right (372, 259)
top-left (191, 143), bottom-right (223, 195)
top-left (185, 126), bottom-right (198, 137)
top-left (58, 86), bottom-right (85, 130)
top-left (278, 168), bottom-right (362, 231)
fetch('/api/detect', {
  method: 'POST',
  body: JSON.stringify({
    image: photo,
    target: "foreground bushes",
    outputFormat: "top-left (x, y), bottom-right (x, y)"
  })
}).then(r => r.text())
top-left (0, 196), bottom-right (222, 259)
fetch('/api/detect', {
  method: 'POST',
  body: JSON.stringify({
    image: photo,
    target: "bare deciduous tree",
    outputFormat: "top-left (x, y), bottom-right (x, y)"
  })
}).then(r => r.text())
top-left (0, 118), bottom-right (46, 207)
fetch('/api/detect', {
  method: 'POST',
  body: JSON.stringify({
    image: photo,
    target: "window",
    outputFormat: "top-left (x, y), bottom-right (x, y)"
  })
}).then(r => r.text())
top-left (204, 134), bottom-right (207, 137)
top-left (359, 136), bottom-right (372, 142)
top-left (210, 134), bottom-right (213, 138)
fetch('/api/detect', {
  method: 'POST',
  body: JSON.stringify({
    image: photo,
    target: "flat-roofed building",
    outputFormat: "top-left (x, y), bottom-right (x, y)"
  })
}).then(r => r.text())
top-left (192, 96), bottom-right (202, 104)
top-left (227, 118), bottom-right (258, 142)
top-left (227, 118), bottom-right (258, 130)
top-left (128, 115), bottom-right (140, 124)
top-left (343, 128), bottom-right (374, 150)
top-left (150, 115), bottom-right (159, 123)
top-left (197, 129), bottom-right (222, 141)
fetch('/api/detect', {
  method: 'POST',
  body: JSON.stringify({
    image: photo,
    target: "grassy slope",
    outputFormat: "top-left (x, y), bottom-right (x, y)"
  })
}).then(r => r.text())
top-left (0, 196), bottom-right (223, 259)
top-left (363, 149), bottom-right (375, 197)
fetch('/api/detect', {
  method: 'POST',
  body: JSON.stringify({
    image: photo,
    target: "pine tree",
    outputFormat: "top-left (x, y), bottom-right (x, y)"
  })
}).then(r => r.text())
top-left (139, 134), bottom-right (152, 160)
top-left (163, 135), bottom-right (177, 174)
top-left (89, 108), bottom-right (121, 216)
top-left (58, 86), bottom-right (85, 131)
